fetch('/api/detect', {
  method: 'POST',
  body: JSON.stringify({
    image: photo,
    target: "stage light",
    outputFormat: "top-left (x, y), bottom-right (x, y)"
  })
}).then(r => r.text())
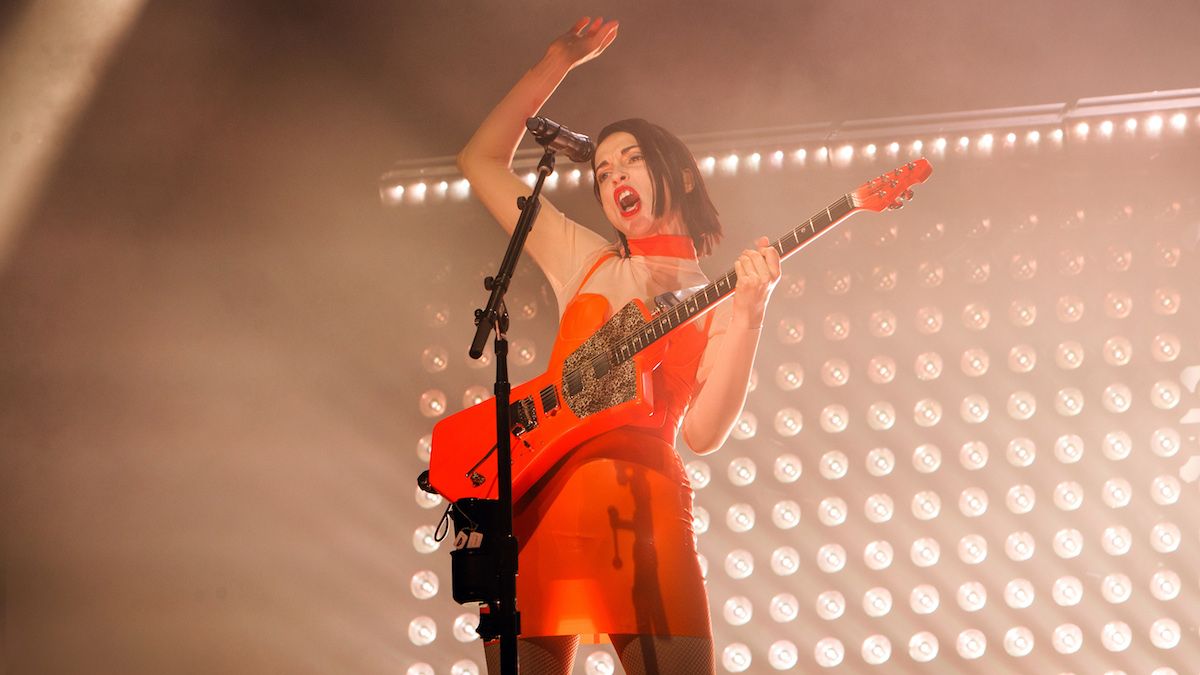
top-left (1053, 528), bottom-right (1083, 558)
top-left (1056, 294), bottom-right (1085, 322)
top-left (957, 581), bottom-right (987, 612)
top-left (1005, 579), bottom-right (1035, 609)
top-left (1008, 347), bottom-right (1037, 375)
top-left (725, 503), bottom-right (755, 533)
top-left (1102, 383), bottom-right (1132, 413)
top-left (771, 500), bottom-right (801, 530)
top-left (864, 356), bottom-right (895, 385)
top-left (822, 312), bottom-right (850, 340)
top-left (408, 616), bottom-right (437, 646)
top-left (978, 133), bottom-right (994, 152)
top-left (958, 442), bottom-right (987, 470)
top-left (1150, 522), bottom-right (1181, 553)
top-left (865, 448), bottom-right (895, 476)
top-left (868, 309), bottom-right (897, 337)
top-left (1073, 121), bottom-right (1090, 139)
top-left (747, 152), bottom-right (761, 171)
top-left (862, 634), bottom-right (891, 664)
top-left (1150, 569), bottom-right (1181, 601)
top-left (1003, 627), bottom-right (1034, 657)
top-left (1055, 387), bottom-right (1085, 416)
top-left (867, 402), bottom-right (896, 430)
top-left (912, 533), bottom-right (940, 564)
top-left (773, 362), bottom-right (803, 390)
top-left (411, 570), bottom-right (439, 600)
top-left (819, 358), bottom-right (850, 387)
top-left (1102, 478), bottom-right (1131, 508)
top-left (768, 640), bottom-right (798, 669)
top-left (887, 141), bottom-right (900, 156)
top-left (864, 143), bottom-right (877, 158)
top-left (958, 534), bottom-right (987, 564)
top-left (407, 664), bottom-right (433, 675)
top-left (913, 444), bottom-right (943, 473)
top-left (814, 638), bottom-right (844, 667)
top-left (434, 180), bottom-right (450, 198)
top-left (768, 540), bottom-right (796, 571)
top-left (1153, 287), bottom-right (1181, 315)
top-left (419, 389), bottom-right (447, 417)
top-left (450, 660), bottom-right (479, 675)
top-left (462, 385), bottom-right (489, 408)
top-left (959, 488), bottom-right (988, 517)
top-left (961, 394), bottom-right (989, 424)
top-left (1026, 129), bottom-right (1041, 145)
top-left (773, 408), bottom-right (803, 437)
top-left (585, 651), bottom-right (615, 675)
top-left (416, 434), bottom-right (432, 462)
top-left (421, 346), bottom-right (449, 373)
top-left (863, 540), bottom-right (894, 569)
top-left (1005, 484), bottom-right (1035, 514)
top-left (1006, 438), bottom-right (1035, 467)
top-left (1103, 527), bottom-right (1136, 558)
top-left (543, 172), bottom-right (558, 189)
top-left (1151, 333), bottom-right (1181, 362)
top-left (693, 506), bottom-right (710, 535)
top-left (414, 485), bottom-right (442, 509)
top-left (1099, 574), bottom-right (1131, 605)
top-left (724, 549), bottom-right (754, 579)
top-left (792, 148), bottom-right (807, 163)
top-left (731, 412), bottom-right (758, 440)
top-left (1150, 618), bottom-right (1181, 649)
top-left (910, 583), bottom-right (940, 613)
top-left (934, 137), bottom-right (947, 153)
top-left (1101, 337), bottom-right (1132, 366)
top-left (1009, 253), bottom-right (1038, 280)
top-left (819, 404), bottom-right (849, 433)
top-left (1052, 576), bottom-right (1083, 607)
top-left (862, 589), bottom-right (893, 619)
top-left (908, 632), bottom-right (938, 662)
top-left (1054, 434), bottom-right (1084, 463)
top-left (912, 491), bottom-right (941, 521)
top-left (769, 593), bottom-right (799, 623)
top-left (769, 149), bottom-right (784, 168)
top-left (773, 454), bottom-right (802, 483)
top-left (816, 590), bottom-right (846, 620)
top-left (775, 316), bottom-right (804, 344)
top-left (1154, 240), bottom-right (1182, 267)
top-left (1005, 531), bottom-right (1034, 561)
top-left (700, 156), bottom-right (716, 175)
top-left (956, 629), bottom-right (986, 660)
top-left (1101, 621), bottom-right (1132, 652)
top-left (382, 184), bottom-right (405, 204)
top-left (957, 135), bottom-right (970, 151)
top-left (411, 182), bottom-right (428, 203)
top-left (815, 146), bottom-right (829, 163)
top-left (720, 153), bottom-right (739, 175)
top-left (819, 451), bottom-right (848, 480)
top-left (1152, 427), bottom-right (1181, 456)
top-left (723, 596), bottom-right (753, 626)
top-left (816, 543), bottom-right (846, 572)
top-left (1051, 128), bottom-right (1064, 143)
top-left (1147, 114), bottom-right (1164, 135)
top-left (864, 494), bottom-right (895, 524)
top-left (1151, 475), bottom-right (1181, 505)
top-left (685, 460), bottom-right (711, 489)
top-left (916, 306), bottom-right (944, 334)
top-left (727, 457), bottom-right (757, 486)
top-left (1053, 481), bottom-right (1084, 511)
top-left (1052, 624), bottom-right (1083, 654)
top-left (817, 498), bottom-right (847, 526)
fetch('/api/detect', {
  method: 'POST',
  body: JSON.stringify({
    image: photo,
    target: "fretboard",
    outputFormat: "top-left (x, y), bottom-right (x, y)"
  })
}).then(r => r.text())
top-left (608, 193), bottom-right (858, 366)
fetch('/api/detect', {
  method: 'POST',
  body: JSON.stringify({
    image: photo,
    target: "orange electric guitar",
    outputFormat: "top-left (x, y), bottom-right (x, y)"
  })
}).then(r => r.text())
top-left (428, 159), bottom-right (933, 503)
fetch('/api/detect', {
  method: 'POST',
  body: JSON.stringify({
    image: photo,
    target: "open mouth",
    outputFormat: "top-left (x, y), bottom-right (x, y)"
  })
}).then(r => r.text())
top-left (613, 185), bottom-right (642, 218)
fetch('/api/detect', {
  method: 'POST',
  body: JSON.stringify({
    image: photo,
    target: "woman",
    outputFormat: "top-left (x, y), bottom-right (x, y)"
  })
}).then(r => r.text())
top-left (457, 17), bottom-right (781, 675)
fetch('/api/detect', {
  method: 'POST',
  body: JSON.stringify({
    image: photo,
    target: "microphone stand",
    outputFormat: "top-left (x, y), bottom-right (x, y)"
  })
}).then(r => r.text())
top-left (467, 147), bottom-right (557, 675)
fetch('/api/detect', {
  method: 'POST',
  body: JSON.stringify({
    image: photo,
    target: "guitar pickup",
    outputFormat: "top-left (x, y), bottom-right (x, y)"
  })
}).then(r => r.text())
top-left (509, 397), bottom-right (538, 437)
top-left (539, 384), bottom-right (559, 416)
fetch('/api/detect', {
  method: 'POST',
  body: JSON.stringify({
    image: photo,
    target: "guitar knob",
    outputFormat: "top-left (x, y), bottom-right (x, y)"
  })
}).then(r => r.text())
top-left (902, 189), bottom-right (914, 201)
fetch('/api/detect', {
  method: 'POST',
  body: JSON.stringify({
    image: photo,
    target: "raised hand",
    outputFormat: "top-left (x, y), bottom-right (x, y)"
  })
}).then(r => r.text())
top-left (545, 16), bottom-right (620, 70)
top-left (731, 236), bottom-right (782, 327)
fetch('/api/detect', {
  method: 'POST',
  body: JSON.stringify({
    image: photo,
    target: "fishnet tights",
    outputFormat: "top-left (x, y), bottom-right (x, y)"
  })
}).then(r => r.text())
top-left (484, 635), bottom-right (714, 675)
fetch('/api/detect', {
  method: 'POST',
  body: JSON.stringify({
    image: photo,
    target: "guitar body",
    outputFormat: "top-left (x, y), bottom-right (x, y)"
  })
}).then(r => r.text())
top-left (429, 295), bottom-right (665, 503)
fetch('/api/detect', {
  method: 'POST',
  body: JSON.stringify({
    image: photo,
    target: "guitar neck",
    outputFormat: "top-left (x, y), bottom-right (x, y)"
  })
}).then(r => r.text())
top-left (611, 193), bottom-right (859, 364)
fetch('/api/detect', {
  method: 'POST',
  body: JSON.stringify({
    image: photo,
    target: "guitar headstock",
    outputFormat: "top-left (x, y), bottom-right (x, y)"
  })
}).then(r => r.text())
top-left (853, 158), bottom-right (933, 212)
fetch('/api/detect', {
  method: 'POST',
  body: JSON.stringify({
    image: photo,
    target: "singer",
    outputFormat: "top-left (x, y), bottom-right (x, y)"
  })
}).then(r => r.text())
top-left (456, 17), bottom-right (781, 675)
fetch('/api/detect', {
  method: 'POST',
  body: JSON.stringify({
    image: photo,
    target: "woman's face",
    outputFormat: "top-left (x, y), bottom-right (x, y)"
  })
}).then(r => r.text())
top-left (593, 131), bottom-right (669, 239)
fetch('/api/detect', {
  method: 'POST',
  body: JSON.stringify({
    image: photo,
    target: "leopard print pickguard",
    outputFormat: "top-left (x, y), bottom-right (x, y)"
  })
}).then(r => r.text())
top-left (561, 301), bottom-right (645, 418)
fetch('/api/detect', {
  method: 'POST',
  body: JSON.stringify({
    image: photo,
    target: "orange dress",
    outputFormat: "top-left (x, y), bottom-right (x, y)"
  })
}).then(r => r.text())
top-left (513, 234), bottom-right (720, 643)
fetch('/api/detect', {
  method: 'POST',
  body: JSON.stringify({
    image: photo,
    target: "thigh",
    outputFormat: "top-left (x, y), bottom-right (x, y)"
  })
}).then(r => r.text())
top-left (483, 635), bottom-right (580, 675)
top-left (610, 633), bottom-right (715, 675)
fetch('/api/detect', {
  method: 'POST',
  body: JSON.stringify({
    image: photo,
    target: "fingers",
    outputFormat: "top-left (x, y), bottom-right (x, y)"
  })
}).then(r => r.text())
top-left (572, 17), bottom-right (591, 35)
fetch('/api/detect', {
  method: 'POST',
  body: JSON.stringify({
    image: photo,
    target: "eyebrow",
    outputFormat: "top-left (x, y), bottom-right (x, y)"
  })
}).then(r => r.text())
top-left (594, 145), bottom-right (641, 171)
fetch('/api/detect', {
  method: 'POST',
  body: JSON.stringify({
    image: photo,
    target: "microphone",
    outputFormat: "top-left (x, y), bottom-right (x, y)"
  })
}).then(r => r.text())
top-left (526, 116), bottom-right (595, 163)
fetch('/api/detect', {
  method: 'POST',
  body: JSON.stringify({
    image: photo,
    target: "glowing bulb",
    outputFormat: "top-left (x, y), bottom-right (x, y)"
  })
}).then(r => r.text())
top-left (816, 544), bottom-right (846, 573)
top-left (769, 594), bottom-right (799, 623)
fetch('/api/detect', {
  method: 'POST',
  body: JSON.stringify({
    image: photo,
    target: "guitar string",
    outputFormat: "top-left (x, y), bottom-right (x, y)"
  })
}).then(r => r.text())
top-left (559, 193), bottom-right (859, 390)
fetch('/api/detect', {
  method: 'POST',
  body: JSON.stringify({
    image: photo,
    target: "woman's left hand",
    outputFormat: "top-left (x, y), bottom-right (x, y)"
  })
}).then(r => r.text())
top-left (731, 236), bottom-right (782, 327)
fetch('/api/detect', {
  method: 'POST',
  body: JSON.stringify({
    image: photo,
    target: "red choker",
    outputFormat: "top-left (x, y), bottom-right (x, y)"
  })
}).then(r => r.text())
top-left (626, 234), bottom-right (697, 259)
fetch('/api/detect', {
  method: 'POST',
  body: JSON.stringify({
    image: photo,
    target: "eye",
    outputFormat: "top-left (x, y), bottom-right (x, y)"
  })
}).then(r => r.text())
top-left (629, 153), bottom-right (643, 163)
top-left (597, 170), bottom-right (610, 183)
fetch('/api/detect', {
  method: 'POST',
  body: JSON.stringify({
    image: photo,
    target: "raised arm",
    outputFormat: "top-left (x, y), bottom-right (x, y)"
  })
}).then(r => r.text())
top-left (682, 236), bottom-right (782, 455)
top-left (457, 17), bottom-right (618, 291)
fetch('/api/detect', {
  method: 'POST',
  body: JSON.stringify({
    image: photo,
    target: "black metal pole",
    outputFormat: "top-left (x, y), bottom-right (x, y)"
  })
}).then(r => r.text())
top-left (469, 148), bottom-right (556, 675)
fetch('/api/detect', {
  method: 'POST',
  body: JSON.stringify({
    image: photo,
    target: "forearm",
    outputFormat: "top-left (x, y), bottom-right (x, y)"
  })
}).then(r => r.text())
top-left (683, 316), bottom-right (764, 455)
top-left (458, 55), bottom-right (572, 171)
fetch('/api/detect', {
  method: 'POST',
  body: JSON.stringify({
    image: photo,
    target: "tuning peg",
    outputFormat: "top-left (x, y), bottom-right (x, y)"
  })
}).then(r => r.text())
top-left (902, 189), bottom-right (914, 201)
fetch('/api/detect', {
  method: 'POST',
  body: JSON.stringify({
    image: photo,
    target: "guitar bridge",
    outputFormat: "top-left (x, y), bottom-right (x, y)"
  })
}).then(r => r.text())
top-left (509, 397), bottom-right (538, 436)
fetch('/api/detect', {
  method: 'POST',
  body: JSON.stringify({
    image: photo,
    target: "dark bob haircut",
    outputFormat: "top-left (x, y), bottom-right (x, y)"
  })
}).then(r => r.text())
top-left (591, 118), bottom-right (723, 257)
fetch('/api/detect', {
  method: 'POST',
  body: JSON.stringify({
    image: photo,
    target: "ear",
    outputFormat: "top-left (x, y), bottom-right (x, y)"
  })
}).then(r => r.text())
top-left (681, 168), bottom-right (695, 194)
